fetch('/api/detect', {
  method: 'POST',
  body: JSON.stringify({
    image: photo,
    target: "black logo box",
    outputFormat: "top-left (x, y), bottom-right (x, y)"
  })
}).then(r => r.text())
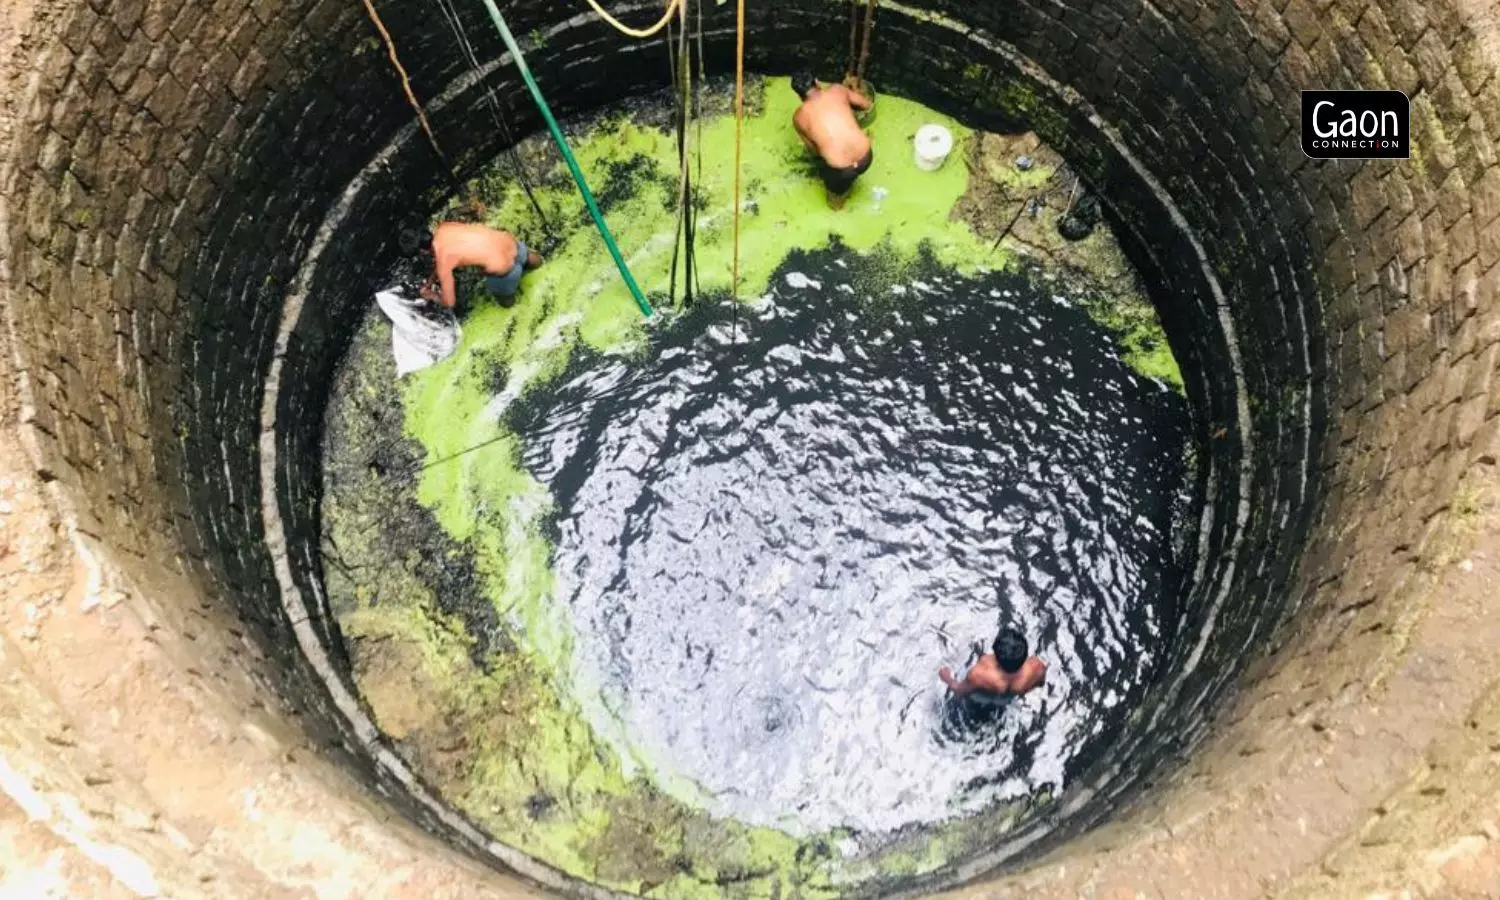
top-left (1301, 90), bottom-right (1410, 160)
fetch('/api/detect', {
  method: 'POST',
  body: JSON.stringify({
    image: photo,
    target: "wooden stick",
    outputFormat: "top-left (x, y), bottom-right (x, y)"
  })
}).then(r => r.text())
top-left (361, 0), bottom-right (448, 169)
top-left (990, 195), bottom-right (1032, 253)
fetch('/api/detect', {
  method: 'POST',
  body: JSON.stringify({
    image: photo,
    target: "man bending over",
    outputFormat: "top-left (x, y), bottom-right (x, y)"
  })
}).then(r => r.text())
top-left (939, 627), bottom-right (1047, 698)
top-left (791, 74), bottom-right (873, 209)
top-left (419, 222), bottom-right (542, 308)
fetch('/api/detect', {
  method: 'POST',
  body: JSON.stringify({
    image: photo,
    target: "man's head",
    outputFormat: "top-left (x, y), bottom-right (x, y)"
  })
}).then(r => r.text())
top-left (399, 227), bottom-right (434, 268)
top-left (791, 73), bottom-right (817, 100)
top-left (993, 628), bottom-right (1029, 674)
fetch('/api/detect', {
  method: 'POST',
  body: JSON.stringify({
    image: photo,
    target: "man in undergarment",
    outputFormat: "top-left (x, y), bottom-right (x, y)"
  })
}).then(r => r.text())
top-left (412, 221), bottom-right (543, 309)
top-left (790, 74), bottom-right (874, 210)
top-left (939, 627), bottom-right (1047, 698)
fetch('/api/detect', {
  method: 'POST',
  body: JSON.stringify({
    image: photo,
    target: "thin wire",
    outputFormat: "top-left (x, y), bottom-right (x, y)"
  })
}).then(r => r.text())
top-left (694, 0), bottom-right (705, 187)
top-left (990, 194), bottom-right (1033, 253)
top-left (410, 376), bottom-right (648, 474)
top-left (434, 0), bottom-right (552, 232)
top-left (434, 0), bottom-right (505, 131)
top-left (581, 0), bottom-right (681, 38)
top-left (362, 0), bottom-right (449, 168)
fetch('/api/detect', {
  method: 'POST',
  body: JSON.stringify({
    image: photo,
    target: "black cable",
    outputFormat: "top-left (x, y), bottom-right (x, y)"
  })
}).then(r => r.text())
top-left (436, 0), bottom-right (552, 236)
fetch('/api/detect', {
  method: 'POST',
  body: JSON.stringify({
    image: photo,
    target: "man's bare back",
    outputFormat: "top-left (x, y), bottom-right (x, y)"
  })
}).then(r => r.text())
top-left (792, 83), bottom-right (872, 168)
top-left (791, 77), bottom-right (873, 207)
top-left (939, 628), bottom-right (1047, 698)
top-left (940, 654), bottom-right (1046, 697)
top-left (427, 222), bottom-right (541, 308)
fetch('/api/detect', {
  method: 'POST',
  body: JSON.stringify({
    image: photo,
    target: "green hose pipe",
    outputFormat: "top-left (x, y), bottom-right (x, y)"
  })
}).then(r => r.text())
top-left (478, 0), bottom-right (655, 318)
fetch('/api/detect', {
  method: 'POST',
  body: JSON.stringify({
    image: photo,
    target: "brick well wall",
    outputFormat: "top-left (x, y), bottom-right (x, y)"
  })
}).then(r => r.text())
top-left (2, 0), bottom-right (1497, 887)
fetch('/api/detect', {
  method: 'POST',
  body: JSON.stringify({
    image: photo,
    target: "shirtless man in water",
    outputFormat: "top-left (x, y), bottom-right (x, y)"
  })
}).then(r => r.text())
top-left (790, 74), bottom-right (873, 209)
top-left (417, 222), bottom-right (542, 308)
top-left (939, 627), bottom-right (1047, 698)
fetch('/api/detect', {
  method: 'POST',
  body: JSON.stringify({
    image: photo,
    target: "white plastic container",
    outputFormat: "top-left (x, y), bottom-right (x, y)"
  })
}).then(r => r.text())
top-left (913, 124), bottom-right (954, 171)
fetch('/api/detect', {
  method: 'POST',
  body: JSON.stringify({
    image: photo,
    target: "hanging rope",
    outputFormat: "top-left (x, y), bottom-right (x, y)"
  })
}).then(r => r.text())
top-left (731, 0), bottom-right (746, 304)
top-left (361, 0), bottom-right (449, 169)
top-left (479, 0), bottom-right (654, 317)
top-left (581, 0), bottom-right (681, 38)
top-left (665, 5), bottom-right (681, 304)
top-left (669, 0), bottom-right (706, 308)
top-left (845, 0), bottom-right (861, 83)
top-left (854, 0), bottom-right (878, 85)
top-left (693, 0), bottom-right (705, 300)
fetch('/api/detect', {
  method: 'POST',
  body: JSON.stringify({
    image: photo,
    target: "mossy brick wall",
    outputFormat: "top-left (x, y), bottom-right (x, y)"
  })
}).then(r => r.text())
top-left (2, 0), bottom-right (1498, 884)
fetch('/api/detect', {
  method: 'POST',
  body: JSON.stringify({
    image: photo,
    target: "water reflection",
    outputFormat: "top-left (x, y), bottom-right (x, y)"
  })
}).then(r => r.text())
top-left (513, 248), bottom-right (1188, 835)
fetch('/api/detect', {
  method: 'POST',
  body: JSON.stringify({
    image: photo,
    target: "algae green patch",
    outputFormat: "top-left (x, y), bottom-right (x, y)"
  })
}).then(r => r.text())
top-left (326, 77), bottom-right (1184, 897)
top-left (404, 77), bottom-right (1007, 737)
top-left (324, 313), bottom-right (818, 897)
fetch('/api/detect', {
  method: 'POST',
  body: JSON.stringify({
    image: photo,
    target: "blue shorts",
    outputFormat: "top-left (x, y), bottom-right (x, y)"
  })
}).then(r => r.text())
top-left (484, 241), bottom-right (528, 297)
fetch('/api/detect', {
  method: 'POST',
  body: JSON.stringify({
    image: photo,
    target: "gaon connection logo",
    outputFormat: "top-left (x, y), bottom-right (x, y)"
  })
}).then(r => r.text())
top-left (1301, 90), bottom-right (1410, 159)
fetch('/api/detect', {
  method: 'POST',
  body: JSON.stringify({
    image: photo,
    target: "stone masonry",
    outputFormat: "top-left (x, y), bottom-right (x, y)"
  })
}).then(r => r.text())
top-left (1, 0), bottom-right (1499, 895)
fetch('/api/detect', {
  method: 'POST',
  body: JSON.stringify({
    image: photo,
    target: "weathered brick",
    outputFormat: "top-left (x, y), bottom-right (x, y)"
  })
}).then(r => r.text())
top-left (228, 48), bottom-right (269, 104)
top-left (1409, 30), bottom-right (1449, 92)
top-left (1473, 166), bottom-right (1500, 228)
top-left (104, 29), bottom-right (150, 93)
top-left (1442, 354), bottom-right (1472, 406)
top-left (167, 1), bottom-right (205, 41)
top-left (1454, 33), bottom-right (1494, 97)
top-left (1435, 170), bottom-right (1468, 228)
top-left (112, 0), bottom-right (148, 35)
top-left (1393, 211), bottom-right (1427, 266)
top-left (1473, 415), bottom-right (1500, 465)
top-left (58, 10), bottom-right (100, 56)
top-left (144, 74), bottom-right (187, 126)
top-left (121, 65), bottom-right (157, 107)
top-left (1350, 168), bottom-right (1390, 230)
top-left (140, 0), bottom-right (180, 41)
top-left (1280, 0), bottom-right (1323, 48)
top-left (1412, 99), bottom-right (1459, 183)
top-left (49, 82), bottom-right (91, 142)
top-left (1379, 48), bottom-right (1421, 99)
top-left (1463, 343), bottom-right (1499, 401)
top-left (1446, 212), bottom-right (1477, 265)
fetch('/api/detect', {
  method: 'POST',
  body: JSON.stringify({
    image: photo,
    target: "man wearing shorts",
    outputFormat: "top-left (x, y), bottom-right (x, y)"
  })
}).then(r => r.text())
top-left (790, 74), bottom-right (873, 209)
top-left (418, 221), bottom-right (542, 309)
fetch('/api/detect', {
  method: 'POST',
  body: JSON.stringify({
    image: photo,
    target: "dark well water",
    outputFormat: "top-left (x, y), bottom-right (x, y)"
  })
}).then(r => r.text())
top-left (512, 248), bottom-right (1188, 836)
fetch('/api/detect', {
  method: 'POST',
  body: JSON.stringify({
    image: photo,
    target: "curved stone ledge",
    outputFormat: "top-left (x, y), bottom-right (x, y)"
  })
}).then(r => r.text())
top-left (2, 0), bottom-right (1499, 896)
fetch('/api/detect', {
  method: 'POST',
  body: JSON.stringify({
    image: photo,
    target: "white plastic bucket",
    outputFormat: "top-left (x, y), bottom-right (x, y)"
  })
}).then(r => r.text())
top-left (913, 124), bottom-right (954, 171)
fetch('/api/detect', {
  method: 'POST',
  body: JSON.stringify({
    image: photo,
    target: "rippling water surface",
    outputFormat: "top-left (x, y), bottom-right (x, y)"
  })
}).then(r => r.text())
top-left (513, 248), bottom-right (1188, 835)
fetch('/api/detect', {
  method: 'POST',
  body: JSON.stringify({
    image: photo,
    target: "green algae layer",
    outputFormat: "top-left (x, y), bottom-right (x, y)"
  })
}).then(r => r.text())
top-left (330, 77), bottom-right (1180, 897)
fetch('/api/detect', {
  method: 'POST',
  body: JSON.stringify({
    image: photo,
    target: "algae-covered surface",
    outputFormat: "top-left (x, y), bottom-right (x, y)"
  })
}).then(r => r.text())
top-left (322, 77), bottom-right (1183, 896)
